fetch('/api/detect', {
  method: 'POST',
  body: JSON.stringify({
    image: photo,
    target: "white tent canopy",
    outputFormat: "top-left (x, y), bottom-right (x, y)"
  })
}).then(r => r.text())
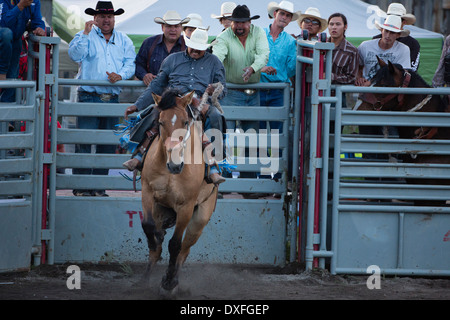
top-left (55, 0), bottom-right (442, 38)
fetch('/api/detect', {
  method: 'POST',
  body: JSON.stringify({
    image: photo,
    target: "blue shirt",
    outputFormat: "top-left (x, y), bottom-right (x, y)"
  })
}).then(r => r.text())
top-left (135, 50), bottom-right (226, 111)
top-left (261, 25), bottom-right (297, 84)
top-left (68, 26), bottom-right (136, 95)
top-left (0, 0), bottom-right (45, 40)
top-left (135, 34), bottom-right (186, 80)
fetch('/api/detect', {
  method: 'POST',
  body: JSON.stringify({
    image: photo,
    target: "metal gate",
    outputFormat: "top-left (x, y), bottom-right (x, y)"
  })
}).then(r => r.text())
top-left (1, 34), bottom-right (297, 270)
top-left (297, 39), bottom-right (450, 276)
top-left (0, 81), bottom-right (42, 272)
top-left (51, 80), bottom-right (294, 266)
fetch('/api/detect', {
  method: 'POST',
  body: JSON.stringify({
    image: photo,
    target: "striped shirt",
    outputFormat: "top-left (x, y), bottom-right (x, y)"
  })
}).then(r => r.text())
top-left (432, 35), bottom-right (450, 87)
top-left (329, 37), bottom-right (358, 85)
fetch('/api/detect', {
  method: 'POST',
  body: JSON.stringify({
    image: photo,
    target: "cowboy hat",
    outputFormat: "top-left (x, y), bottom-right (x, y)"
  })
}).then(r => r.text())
top-left (183, 28), bottom-right (217, 51)
top-left (211, 2), bottom-right (237, 19)
top-left (85, 1), bottom-right (124, 16)
top-left (375, 14), bottom-right (410, 37)
top-left (386, 3), bottom-right (416, 25)
top-left (268, 1), bottom-right (301, 21)
top-left (183, 13), bottom-right (209, 31)
top-left (154, 10), bottom-right (190, 25)
top-left (297, 7), bottom-right (328, 33)
top-left (227, 5), bottom-right (260, 22)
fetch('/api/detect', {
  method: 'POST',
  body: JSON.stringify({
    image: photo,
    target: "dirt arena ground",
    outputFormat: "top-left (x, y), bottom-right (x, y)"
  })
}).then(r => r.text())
top-left (1, 262), bottom-right (449, 301)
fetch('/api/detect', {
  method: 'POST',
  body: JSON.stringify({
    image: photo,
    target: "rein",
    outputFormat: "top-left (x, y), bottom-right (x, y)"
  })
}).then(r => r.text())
top-left (363, 71), bottom-right (412, 111)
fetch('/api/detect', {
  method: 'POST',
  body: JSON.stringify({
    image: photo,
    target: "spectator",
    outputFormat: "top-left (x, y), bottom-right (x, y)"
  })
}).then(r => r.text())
top-left (212, 4), bottom-right (269, 131)
top-left (356, 14), bottom-right (410, 87)
top-left (432, 35), bottom-right (450, 88)
top-left (135, 11), bottom-right (189, 86)
top-left (260, 0), bottom-right (299, 132)
top-left (122, 28), bottom-right (227, 185)
top-left (211, 2), bottom-right (237, 31)
top-left (432, 34), bottom-right (450, 109)
top-left (295, 7), bottom-right (327, 41)
top-left (68, 1), bottom-right (135, 197)
top-left (0, 0), bottom-right (45, 102)
top-left (373, 3), bottom-right (420, 71)
top-left (328, 13), bottom-right (358, 87)
top-left (183, 13), bottom-right (208, 39)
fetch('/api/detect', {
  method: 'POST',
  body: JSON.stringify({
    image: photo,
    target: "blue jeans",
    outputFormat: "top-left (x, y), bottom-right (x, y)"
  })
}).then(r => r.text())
top-left (73, 91), bottom-right (119, 177)
top-left (220, 88), bottom-right (260, 132)
top-left (220, 88), bottom-right (260, 179)
top-left (0, 28), bottom-right (21, 102)
top-left (259, 88), bottom-right (284, 133)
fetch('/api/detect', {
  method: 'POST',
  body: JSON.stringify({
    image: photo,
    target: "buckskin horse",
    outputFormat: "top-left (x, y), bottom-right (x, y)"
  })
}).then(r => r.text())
top-left (357, 58), bottom-right (450, 206)
top-left (140, 89), bottom-right (218, 296)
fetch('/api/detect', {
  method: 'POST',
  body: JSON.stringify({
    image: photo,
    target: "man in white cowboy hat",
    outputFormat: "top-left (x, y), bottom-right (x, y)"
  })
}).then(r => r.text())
top-left (259, 1), bottom-right (300, 132)
top-left (356, 14), bottom-right (411, 87)
top-left (373, 2), bottom-right (420, 71)
top-left (123, 28), bottom-right (227, 185)
top-left (183, 13), bottom-right (209, 39)
top-left (211, 2), bottom-right (237, 31)
top-left (135, 10), bottom-right (189, 86)
top-left (68, 1), bottom-right (136, 197)
top-left (373, 3), bottom-right (420, 71)
top-left (296, 7), bottom-right (328, 41)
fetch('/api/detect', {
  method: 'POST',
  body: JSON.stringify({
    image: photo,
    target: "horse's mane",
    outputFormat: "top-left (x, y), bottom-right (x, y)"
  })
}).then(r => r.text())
top-left (373, 63), bottom-right (431, 88)
top-left (157, 88), bottom-right (184, 111)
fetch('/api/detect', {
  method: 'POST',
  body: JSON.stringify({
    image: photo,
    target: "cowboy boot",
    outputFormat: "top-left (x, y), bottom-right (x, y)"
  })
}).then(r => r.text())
top-left (203, 140), bottom-right (225, 186)
top-left (123, 127), bottom-right (158, 171)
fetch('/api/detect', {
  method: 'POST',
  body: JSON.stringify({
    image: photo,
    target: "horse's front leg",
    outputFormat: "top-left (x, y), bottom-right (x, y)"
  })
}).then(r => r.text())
top-left (160, 206), bottom-right (194, 294)
top-left (141, 194), bottom-right (164, 283)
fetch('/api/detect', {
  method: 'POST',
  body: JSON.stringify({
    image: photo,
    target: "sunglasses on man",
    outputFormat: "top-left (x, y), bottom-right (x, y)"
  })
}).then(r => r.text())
top-left (302, 18), bottom-right (320, 26)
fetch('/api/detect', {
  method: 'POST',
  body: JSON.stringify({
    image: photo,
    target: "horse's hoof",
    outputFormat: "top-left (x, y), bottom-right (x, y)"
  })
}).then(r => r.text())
top-left (159, 284), bottom-right (179, 299)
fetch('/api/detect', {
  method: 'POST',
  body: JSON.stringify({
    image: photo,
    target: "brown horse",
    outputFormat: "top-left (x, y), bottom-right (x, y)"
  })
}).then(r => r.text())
top-left (140, 89), bottom-right (218, 296)
top-left (358, 58), bottom-right (450, 205)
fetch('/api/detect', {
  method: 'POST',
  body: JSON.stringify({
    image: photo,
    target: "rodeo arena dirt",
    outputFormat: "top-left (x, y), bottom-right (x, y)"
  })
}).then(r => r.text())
top-left (0, 261), bottom-right (449, 303)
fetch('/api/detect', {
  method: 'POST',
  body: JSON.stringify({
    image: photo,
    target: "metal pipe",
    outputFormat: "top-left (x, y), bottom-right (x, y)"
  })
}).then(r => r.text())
top-left (330, 86), bottom-right (343, 275)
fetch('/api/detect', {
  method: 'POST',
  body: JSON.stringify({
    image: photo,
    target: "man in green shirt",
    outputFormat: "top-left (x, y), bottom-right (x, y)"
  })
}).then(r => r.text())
top-left (212, 4), bottom-right (269, 131)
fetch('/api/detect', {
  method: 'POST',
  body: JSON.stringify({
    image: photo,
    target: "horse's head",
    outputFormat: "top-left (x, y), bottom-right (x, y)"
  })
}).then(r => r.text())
top-left (368, 57), bottom-right (411, 111)
top-left (152, 89), bottom-right (196, 174)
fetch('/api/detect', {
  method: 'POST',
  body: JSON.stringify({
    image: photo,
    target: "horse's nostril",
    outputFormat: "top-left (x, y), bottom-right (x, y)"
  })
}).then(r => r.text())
top-left (167, 161), bottom-right (184, 174)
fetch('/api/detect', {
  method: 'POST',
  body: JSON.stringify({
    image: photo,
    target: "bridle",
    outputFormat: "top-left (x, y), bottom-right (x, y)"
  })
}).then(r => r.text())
top-left (365, 71), bottom-right (412, 111)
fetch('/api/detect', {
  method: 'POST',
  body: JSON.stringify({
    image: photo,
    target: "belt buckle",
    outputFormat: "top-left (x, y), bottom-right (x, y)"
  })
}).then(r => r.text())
top-left (244, 89), bottom-right (256, 96)
top-left (100, 93), bottom-right (113, 102)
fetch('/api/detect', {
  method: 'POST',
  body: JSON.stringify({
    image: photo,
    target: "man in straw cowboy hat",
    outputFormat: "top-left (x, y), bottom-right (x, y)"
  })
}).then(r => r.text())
top-left (356, 14), bottom-right (411, 87)
top-left (260, 1), bottom-right (300, 132)
top-left (373, 3), bottom-right (420, 71)
top-left (182, 13), bottom-right (209, 38)
top-left (296, 7), bottom-right (328, 41)
top-left (135, 10), bottom-right (189, 86)
top-left (68, 1), bottom-right (135, 197)
top-left (123, 28), bottom-right (227, 185)
top-left (211, 2), bottom-right (237, 31)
